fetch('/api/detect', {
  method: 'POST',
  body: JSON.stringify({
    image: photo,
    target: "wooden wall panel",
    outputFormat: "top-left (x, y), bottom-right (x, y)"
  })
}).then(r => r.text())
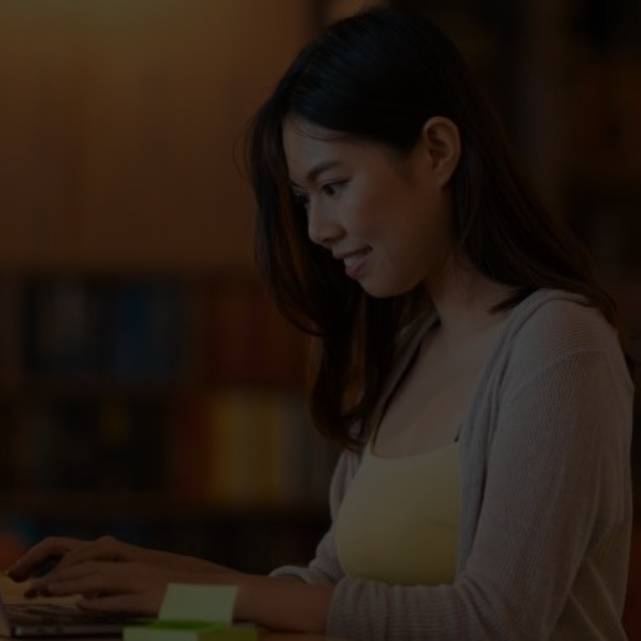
top-left (0, 1), bottom-right (309, 271)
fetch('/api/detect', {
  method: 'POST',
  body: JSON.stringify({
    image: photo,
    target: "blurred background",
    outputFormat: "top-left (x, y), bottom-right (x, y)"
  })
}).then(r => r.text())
top-left (0, 0), bottom-right (639, 613)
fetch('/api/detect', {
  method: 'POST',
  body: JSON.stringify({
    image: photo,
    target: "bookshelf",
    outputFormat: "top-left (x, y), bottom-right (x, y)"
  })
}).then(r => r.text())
top-left (0, 0), bottom-right (338, 574)
top-left (0, 272), bottom-right (339, 572)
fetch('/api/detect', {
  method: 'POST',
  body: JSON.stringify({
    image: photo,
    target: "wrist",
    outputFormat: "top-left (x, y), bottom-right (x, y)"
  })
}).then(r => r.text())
top-left (233, 573), bottom-right (262, 622)
top-left (234, 574), bottom-right (333, 633)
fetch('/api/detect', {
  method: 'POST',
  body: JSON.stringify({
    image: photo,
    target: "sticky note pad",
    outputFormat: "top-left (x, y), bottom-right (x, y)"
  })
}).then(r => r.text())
top-left (159, 584), bottom-right (237, 623)
top-left (123, 584), bottom-right (258, 641)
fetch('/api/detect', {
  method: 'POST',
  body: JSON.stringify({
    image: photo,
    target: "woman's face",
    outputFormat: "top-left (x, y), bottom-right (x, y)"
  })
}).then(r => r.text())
top-left (282, 114), bottom-right (456, 298)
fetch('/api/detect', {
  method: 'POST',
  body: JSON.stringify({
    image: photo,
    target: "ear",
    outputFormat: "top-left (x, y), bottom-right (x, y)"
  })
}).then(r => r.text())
top-left (419, 116), bottom-right (461, 188)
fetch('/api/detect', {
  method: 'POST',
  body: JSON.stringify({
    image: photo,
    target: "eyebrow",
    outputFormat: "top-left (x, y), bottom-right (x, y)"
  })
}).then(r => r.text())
top-left (289, 160), bottom-right (343, 189)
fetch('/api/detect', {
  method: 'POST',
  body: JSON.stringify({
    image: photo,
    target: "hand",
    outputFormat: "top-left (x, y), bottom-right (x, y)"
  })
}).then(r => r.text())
top-left (25, 559), bottom-right (228, 617)
top-left (7, 535), bottom-right (243, 616)
top-left (8, 535), bottom-right (234, 583)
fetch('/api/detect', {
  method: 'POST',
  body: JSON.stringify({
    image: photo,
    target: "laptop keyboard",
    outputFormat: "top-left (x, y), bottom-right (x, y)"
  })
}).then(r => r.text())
top-left (5, 603), bottom-right (125, 625)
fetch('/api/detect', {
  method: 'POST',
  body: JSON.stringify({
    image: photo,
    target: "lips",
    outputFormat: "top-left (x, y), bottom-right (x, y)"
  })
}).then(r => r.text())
top-left (343, 248), bottom-right (370, 266)
top-left (341, 247), bottom-right (371, 279)
top-left (335, 247), bottom-right (371, 261)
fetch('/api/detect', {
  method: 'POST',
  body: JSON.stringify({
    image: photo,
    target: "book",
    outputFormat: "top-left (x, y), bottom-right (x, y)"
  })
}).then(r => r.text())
top-left (207, 390), bottom-right (262, 506)
top-left (167, 393), bottom-right (211, 501)
top-left (111, 281), bottom-right (184, 382)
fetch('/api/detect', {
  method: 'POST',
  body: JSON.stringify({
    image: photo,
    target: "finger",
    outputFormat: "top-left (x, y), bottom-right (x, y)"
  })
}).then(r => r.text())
top-left (40, 575), bottom-right (108, 598)
top-left (31, 565), bottom-right (132, 599)
top-left (78, 593), bottom-right (160, 617)
top-left (8, 537), bottom-right (83, 582)
top-left (27, 560), bottom-right (135, 596)
top-left (54, 536), bottom-right (124, 573)
top-left (27, 561), bottom-right (98, 595)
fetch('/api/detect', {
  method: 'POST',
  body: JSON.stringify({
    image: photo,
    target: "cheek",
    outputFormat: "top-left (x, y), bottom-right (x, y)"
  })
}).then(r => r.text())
top-left (378, 197), bottom-right (444, 277)
top-left (346, 181), bottom-right (398, 238)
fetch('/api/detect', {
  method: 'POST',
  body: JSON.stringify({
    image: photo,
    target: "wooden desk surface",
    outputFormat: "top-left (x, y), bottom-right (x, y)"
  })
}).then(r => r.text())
top-left (263, 636), bottom-right (348, 641)
top-left (0, 632), bottom-right (351, 640)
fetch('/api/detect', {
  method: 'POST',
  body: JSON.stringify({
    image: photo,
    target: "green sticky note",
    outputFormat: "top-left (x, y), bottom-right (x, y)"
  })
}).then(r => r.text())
top-left (159, 584), bottom-right (238, 624)
top-left (123, 584), bottom-right (258, 641)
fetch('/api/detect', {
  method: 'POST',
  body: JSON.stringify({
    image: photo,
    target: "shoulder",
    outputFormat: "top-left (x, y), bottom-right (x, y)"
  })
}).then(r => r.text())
top-left (507, 288), bottom-right (618, 362)
top-left (500, 288), bottom-right (631, 397)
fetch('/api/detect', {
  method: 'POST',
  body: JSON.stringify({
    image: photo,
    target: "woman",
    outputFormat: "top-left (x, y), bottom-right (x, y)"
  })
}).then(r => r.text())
top-left (8, 6), bottom-right (637, 640)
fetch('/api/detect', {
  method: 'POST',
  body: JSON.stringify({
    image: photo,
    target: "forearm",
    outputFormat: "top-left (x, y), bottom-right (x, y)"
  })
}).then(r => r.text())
top-left (235, 574), bottom-right (334, 633)
top-left (142, 548), bottom-right (236, 576)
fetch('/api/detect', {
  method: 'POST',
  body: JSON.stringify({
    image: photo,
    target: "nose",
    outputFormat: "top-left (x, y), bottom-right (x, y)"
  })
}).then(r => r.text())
top-left (306, 199), bottom-right (344, 248)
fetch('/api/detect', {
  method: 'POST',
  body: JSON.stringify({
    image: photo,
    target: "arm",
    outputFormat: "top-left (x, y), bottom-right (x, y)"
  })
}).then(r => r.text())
top-left (13, 446), bottom-right (360, 624)
top-left (9, 536), bottom-right (237, 584)
top-left (272, 349), bottom-right (633, 640)
top-left (236, 574), bottom-right (334, 634)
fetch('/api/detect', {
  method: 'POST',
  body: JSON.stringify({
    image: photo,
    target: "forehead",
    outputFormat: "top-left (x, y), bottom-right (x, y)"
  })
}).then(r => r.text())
top-left (282, 116), bottom-right (364, 180)
top-left (281, 115), bottom-right (411, 188)
top-left (283, 116), bottom-right (350, 156)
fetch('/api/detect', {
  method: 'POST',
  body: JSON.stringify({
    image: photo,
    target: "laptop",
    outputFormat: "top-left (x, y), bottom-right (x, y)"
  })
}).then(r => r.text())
top-left (0, 588), bottom-right (147, 638)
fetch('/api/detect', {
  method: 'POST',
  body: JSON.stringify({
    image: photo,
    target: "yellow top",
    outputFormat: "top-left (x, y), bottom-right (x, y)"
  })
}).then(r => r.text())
top-left (334, 436), bottom-right (461, 586)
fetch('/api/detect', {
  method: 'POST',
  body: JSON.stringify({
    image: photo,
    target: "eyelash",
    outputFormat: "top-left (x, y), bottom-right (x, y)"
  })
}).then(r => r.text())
top-left (292, 181), bottom-right (347, 210)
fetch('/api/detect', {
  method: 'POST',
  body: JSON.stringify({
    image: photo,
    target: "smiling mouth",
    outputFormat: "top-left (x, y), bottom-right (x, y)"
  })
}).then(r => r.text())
top-left (343, 247), bottom-right (371, 265)
top-left (343, 247), bottom-right (371, 279)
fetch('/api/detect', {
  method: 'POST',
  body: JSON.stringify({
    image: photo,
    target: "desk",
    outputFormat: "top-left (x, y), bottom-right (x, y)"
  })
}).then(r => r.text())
top-left (263, 636), bottom-right (348, 641)
top-left (13, 637), bottom-right (349, 641)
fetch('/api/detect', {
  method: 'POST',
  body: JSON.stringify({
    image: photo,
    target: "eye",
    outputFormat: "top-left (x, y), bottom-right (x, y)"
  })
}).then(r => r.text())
top-left (290, 180), bottom-right (347, 212)
top-left (321, 180), bottom-right (347, 197)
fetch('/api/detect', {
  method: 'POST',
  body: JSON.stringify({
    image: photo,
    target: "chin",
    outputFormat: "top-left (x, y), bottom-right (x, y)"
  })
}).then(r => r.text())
top-left (360, 276), bottom-right (418, 299)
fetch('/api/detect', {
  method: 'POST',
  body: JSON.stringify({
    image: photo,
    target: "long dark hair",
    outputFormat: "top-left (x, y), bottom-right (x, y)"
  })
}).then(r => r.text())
top-left (244, 5), bottom-right (638, 452)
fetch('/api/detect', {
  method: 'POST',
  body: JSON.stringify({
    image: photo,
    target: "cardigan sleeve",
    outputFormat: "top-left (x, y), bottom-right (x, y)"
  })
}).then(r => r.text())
top-left (323, 348), bottom-right (633, 640)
